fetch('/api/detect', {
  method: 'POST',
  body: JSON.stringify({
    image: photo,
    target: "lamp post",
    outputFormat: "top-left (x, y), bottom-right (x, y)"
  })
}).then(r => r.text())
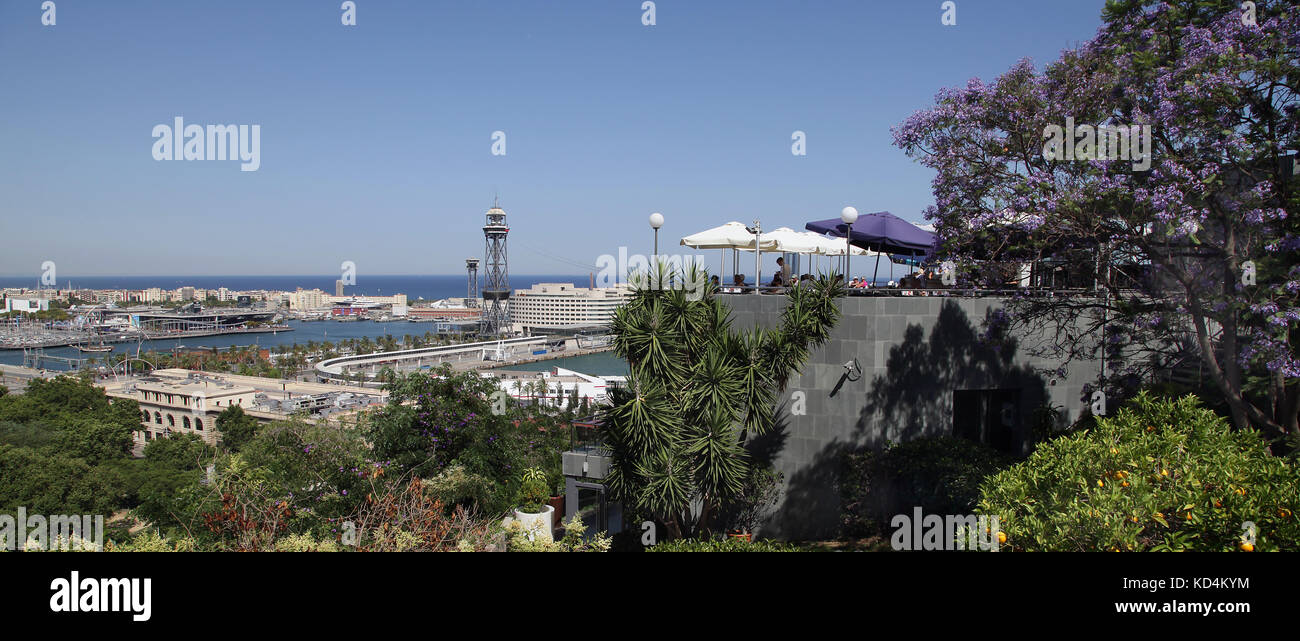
top-left (649, 212), bottom-right (664, 289)
top-left (752, 220), bottom-right (762, 295)
top-left (840, 206), bottom-right (858, 283)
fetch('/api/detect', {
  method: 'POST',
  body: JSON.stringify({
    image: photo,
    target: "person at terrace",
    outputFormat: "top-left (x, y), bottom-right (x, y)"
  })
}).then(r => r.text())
top-left (775, 256), bottom-right (791, 286)
top-left (725, 274), bottom-right (746, 293)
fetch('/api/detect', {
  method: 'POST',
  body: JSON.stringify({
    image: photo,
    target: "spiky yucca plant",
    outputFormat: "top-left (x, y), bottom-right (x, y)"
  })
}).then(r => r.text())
top-left (601, 260), bottom-right (843, 539)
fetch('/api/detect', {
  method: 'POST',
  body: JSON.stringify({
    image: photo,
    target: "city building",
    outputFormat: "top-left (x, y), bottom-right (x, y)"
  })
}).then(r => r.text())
top-left (284, 288), bottom-right (329, 311)
top-left (3, 298), bottom-right (50, 313)
top-left (509, 283), bottom-right (631, 335)
top-left (101, 369), bottom-right (388, 449)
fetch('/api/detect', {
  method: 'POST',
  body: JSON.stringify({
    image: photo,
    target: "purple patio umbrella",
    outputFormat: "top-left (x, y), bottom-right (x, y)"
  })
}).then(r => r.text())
top-left (806, 211), bottom-right (937, 283)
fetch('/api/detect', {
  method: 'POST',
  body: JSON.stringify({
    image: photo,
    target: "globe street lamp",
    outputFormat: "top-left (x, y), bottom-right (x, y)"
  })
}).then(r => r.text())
top-left (649, 212), bottom-right (664, 259)
top-left (649, 212), bottom-right (664, 289)
top-left (841, 206), bottom-right (858, 284)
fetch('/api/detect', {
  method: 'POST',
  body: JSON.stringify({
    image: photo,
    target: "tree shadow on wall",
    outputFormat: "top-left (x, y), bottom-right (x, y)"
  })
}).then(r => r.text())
top-left (766, 301), bottom-right (1052, 539)
top-left (858, 300), bottom-right (1049, 449)
top-left (764, 439), bottom-right (856, 540)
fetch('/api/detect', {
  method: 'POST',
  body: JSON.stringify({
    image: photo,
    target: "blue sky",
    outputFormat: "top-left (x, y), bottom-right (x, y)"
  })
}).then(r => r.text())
top-left (0, 0), bottom-right (1106, 277)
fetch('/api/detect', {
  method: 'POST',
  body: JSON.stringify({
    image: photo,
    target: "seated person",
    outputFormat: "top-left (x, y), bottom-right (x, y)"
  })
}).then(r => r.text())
top-left (726, 274), bottom-right (746, 293)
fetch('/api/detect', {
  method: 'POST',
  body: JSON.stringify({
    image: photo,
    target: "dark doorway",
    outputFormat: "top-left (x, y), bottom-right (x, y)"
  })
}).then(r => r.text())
top-left (953, 389), bottom-right (1021, 454)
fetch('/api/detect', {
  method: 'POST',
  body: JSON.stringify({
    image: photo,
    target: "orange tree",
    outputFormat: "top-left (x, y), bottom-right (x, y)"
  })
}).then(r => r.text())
top-left (978, 392), bottom-right (1300, 551)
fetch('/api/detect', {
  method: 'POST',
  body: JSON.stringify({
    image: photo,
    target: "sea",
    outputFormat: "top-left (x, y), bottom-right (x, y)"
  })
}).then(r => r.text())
top-left (0, 274), bottom-right (626, 372)
top-left (0, 274), bottom-right (595, 302)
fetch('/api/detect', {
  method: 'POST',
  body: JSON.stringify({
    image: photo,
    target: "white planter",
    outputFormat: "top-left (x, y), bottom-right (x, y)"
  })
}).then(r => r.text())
top-left (513, 505), bottom-right (555, 543)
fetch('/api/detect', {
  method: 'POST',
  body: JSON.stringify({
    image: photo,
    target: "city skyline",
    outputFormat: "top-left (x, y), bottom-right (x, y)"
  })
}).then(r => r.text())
top-left (1, 1), bottom-right (1106, 276)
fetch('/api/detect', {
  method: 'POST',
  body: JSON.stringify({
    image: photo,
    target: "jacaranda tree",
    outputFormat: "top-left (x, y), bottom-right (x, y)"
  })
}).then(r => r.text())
top-left (601, 262), bottom-right (843, 539)
top-left (893, 0), bottom-right (1299, 438)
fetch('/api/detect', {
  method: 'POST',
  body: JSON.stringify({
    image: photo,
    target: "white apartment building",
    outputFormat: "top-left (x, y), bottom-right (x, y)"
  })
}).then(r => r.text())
top-left (509, 283), bottom-right (631, 335)
top-left (284, 288), bottom-right (329, 311)
top-left (3, 298), bottom-right (51, 313)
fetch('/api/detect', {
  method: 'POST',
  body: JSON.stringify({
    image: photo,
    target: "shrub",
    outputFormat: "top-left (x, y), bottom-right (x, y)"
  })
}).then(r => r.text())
top-left (515, 467), bottom-right (549, 514)
top-left (105, 530), bottom-right (197, 552)
top-left (839, 437), bottom-right (1014, 538)
top-left (978, 392), bottom-right (1300, 551)
top-left (422, 463), bottom-right (496, 512)
top-left (722, 467), bottom-right (783, 534)
top-left (646, 538), bottom-right (806, 552)
top-left (506, 516), bottom-right (611, 552)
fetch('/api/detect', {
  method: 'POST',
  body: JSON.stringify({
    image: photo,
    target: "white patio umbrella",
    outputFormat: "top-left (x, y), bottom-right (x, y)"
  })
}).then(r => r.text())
top-left (681, 221), bottom-right (779, 286)
top-left (733, 227), bottom-right (826, 286)
top-left (680, 221), bottom-right (775, 250)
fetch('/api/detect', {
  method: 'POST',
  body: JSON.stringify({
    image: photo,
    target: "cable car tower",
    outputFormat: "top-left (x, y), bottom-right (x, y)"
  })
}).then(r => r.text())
top-left (465, 258), bottom-right (480, 307)
top-left (480, 201), bottom-right (510, 335)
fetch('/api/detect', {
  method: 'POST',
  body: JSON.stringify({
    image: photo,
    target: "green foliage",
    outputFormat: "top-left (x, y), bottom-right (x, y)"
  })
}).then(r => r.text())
top-left (105, 530), bottom-right (197, 552)
top-left (367, 367), bottom-right (570, 517)
top-left (421, 463), bottom-right (495, 512)
top-left (516, 467), bottom-right (550, 513)
top-left (0, 444), bottom-right (125, 515)
top-left (646, 538), bottom-right (807, 552)
top-left (506, 515), bottom-right (611, 552)
top-left (840, 437), bottom-right (1015, 538)
top-left (979, 393), bottom-right (1300, 551)
top-left (723, 466), bottom-right (784, 534)
top-left (603, 262), bottom-right (843, 538)
top-left (0, 376), bottom-right (144, 516)
top-left (215, 404), bottom-right (259, 452)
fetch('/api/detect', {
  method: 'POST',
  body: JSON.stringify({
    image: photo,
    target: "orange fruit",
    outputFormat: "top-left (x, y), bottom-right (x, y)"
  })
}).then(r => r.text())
top-left (1240, 542), bottom-right (1254, 552)
top-left (997, 532), bottom-right (1007, 544)
top-left (1097, 480), bottom-right (1105, 487)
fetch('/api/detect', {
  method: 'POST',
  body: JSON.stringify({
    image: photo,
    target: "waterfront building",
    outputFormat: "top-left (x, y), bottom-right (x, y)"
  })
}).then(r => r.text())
top-left (101, 369), bottom-right (387, 449)
top-left (407, 299), bottom-right (481, 321)
top-left (509, 283), bottom-right (631, 335)
top-left (325, 293), bottom-right (408, 308)
top-left (3, 298), bottom-right (50, 313)
top-left (284, 288), bottom-right (329, 311)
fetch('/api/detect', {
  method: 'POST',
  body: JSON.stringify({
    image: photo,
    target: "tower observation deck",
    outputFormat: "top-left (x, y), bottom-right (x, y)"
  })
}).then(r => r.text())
top-left (480, 204), bottom-right (510, 335)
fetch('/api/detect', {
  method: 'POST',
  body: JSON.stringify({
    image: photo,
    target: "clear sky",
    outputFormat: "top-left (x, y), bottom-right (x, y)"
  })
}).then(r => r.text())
top-left (0, 0), bottom-right (1106, 277)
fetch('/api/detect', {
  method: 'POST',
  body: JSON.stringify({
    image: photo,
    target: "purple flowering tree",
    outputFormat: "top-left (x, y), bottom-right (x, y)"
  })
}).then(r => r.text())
top-left (893, 1), bottom-right (1298, 437)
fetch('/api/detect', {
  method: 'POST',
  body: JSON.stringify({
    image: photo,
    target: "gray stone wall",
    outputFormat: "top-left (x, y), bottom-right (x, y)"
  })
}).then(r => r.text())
top-left (721, 293), bottom-right (1100, 540)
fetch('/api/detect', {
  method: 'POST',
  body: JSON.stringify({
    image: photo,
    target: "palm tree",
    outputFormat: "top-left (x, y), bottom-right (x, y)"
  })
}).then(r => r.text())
top-left (601, 260), bottom-right (843, 540)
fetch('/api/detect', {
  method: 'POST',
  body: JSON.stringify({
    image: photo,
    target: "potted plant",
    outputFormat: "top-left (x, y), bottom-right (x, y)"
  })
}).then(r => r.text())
top-left (726, 467), bottom-right (783, 542)
top-left (548, 477), bottom-right (565, 530)
top-left (512, 467), bottom-right (554, 542)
